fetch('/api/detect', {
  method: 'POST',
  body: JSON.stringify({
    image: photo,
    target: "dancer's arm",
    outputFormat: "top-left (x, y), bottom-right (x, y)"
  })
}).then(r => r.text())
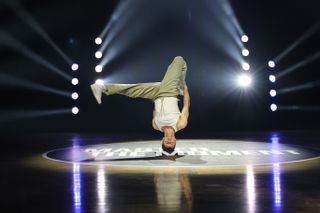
top-left (152, 111), bottom-right (159, 130)
top-left (177, 85), bottom-right (190, 130)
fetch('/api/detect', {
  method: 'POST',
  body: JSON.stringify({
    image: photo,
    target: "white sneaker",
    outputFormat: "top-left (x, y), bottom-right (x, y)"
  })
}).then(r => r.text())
top-left (90, 83), bottom-right (103, 104)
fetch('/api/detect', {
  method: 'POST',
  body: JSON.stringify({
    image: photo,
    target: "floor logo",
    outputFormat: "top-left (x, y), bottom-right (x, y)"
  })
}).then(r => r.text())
top-left (44, 139), bottom-right (320, 167)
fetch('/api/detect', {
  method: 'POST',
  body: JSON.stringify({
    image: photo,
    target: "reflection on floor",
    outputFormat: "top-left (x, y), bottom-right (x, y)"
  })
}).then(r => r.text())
top-left (1, 131), bottom-right (319, 212)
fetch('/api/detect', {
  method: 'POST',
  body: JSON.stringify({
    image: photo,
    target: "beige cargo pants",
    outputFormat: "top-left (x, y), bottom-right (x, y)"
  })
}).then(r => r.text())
top-left (104, 56), bottom-right (187, 101)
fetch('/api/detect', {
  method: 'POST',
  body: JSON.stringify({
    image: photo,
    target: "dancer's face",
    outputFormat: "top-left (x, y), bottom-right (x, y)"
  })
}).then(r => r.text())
top-left (163, 131), bottom-right (176, 148)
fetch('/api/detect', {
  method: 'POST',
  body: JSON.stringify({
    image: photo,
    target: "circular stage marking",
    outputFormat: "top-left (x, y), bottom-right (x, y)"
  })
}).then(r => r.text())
top-left (43, 139), bottom-right (320, 167)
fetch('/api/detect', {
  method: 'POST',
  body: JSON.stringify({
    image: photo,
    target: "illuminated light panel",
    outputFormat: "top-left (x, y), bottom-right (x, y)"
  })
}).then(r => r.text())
top-left (271, 104), bottom-right (277, 112)
top-left (72, 92), bottom-right (79, 100)
top-left (242, 62), bottom-right (250, 71)
top-left (241, 35), bottom-right (249, 43)
top-left (238, 74), bottom-right (252, 87)
top-left (269, 75), bottom-right (276, 83)
top-left (270, 89), bottom-right (277, 97)
top-left (95, 37), bottom-right (102, 45)
top-left (95, 65), bottom-right (103, 73)
top-left (95, 79), bottom-right (104, 85)
top-left (95, 51), bottom-right (103, 59)
top-left (72, 107), bottom-right (79, 114)
top-left (72, 64), bottom-right (79, 71)
top-left (242, 49), bottom-right (250, 56)
top-left (72, 78), bottom-right (79, 85)
top-left (268, 60), bottom-right (276, 68)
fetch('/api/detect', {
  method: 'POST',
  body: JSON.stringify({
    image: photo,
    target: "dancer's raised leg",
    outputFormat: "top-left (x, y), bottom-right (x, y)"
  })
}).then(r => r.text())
top-left (91, 82), bottom-right (161, 104)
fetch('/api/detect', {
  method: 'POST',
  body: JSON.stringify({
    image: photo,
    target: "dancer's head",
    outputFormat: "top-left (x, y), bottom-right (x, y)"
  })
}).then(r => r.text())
top-left (162, 127), bottom-right (176, 154)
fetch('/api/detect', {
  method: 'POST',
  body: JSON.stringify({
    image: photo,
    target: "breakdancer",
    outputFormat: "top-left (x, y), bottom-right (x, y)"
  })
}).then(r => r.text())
top-left (90, 56), bottom-right (190, 156)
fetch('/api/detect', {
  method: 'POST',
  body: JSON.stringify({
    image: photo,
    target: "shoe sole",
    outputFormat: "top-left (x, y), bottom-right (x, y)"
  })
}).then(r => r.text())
top-left (90, 85), bottom-right (101, 104)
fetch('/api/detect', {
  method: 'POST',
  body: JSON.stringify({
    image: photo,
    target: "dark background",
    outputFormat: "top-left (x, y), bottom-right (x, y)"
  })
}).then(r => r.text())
top-left (0, 0), bottom-right (319, 134)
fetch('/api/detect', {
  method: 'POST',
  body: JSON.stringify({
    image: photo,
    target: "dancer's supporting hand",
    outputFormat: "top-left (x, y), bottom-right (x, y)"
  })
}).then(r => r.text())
top-left (183, 84), bottom-right (190, 112)
top-left (177, 84), bottom-right (190, 130)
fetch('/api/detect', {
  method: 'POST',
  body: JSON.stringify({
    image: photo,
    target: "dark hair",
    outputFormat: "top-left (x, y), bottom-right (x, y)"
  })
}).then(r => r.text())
top-left (162, 143), bottom-right (176, 154)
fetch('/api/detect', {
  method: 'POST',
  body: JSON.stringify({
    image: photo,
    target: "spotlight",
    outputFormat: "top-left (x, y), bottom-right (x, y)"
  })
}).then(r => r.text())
top-left (242, 49), bottom-right (250, 56)
top-left (237, 74), bottom-right (252, 87)
top-left (269, 75), bottom-right (276, 83)
top-left (242, 62), bottom-right (250, 71)
top-left (71, 78), bottom-right (79, 85)
top-left (71, 63), bottom-right (79, 71)
top-left (95, 37), bottom-right (102, 45)
top-left (72, 107), bottom-right (79, 114)
top-left (241, 35), bottom-right (249, 43)
top-left (95, 79), bottom-right (104, 85)
top-left (72, 92), bottom-right (79, 100)
top-left (95, 51), bottom-right (103, 59)
top-left (270, 89), bottom-right (277, 97)
top-left (268, 60), bottom-right (275, 68)
top-left (270, 104), bottom-right (277, 112)
top-left (95, 65), bottom-right (103, 73)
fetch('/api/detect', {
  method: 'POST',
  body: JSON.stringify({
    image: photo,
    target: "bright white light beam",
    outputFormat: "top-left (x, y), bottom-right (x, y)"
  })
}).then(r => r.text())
top-left (238, 74), bottom-right (252, 87)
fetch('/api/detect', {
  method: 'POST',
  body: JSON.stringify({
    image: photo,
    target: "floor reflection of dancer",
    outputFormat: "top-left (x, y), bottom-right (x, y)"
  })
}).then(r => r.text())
top-left (90, 56), bottom-right (190, 155)
top-left (154, 173), bottom-right (193, 212)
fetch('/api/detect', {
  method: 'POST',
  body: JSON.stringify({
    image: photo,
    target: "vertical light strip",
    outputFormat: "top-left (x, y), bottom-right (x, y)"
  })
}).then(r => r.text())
top-left (97, 165), bottom-right (109, 213)
top-left (272, 163), bottom-right (282, 210)
top-left (72, 135), bottom-right (82, 213)
top-left (246, 165), bottom-right (256, 213)
top-left (72, 163), bottom-right (82, 213)
top-left (271, 133), bottom-right (282, 211)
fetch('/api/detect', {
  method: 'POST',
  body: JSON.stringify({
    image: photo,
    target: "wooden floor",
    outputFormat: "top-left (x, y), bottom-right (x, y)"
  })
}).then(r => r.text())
top-left (1, 131), bottom-right (319, 213)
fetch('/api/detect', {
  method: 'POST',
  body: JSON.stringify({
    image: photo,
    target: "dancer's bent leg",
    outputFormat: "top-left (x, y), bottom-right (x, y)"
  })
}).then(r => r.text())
top-left (157, 56), bottom-right (187, 98)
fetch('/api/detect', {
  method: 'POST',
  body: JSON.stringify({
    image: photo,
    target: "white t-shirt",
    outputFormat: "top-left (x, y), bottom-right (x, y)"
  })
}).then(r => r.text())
top-left (154, 97), bottom-right (181, 132)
